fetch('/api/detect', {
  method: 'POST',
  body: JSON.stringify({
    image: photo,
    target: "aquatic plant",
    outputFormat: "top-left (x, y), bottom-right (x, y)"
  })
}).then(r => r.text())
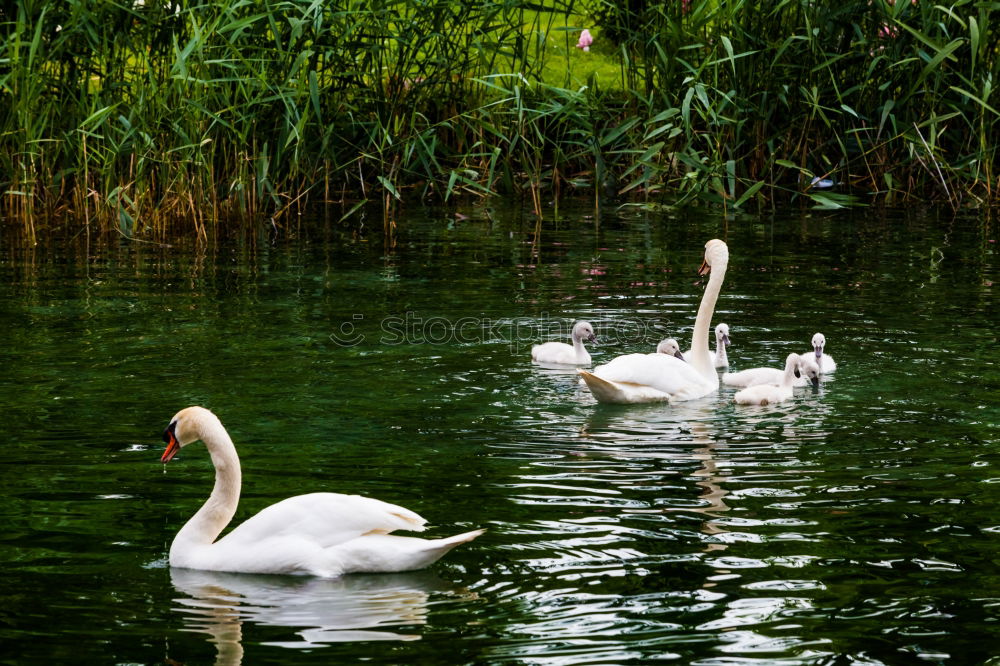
top-left (0, 0), bottom-right (997, 237)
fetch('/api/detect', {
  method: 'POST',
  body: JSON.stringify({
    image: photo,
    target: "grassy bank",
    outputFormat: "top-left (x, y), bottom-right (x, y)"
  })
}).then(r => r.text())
top-left (1, 0), bottom-right (998, 239)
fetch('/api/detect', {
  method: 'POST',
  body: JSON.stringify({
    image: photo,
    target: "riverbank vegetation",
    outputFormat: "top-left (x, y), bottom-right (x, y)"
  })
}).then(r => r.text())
top-left (1, 0), bottom-right (998, 239)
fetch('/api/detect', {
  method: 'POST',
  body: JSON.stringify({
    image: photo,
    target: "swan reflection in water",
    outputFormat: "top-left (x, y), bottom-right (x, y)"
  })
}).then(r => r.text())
top-left (578, 400), bottom-right (733, 552)
top-left (169, 567), bottom-right (470, 665)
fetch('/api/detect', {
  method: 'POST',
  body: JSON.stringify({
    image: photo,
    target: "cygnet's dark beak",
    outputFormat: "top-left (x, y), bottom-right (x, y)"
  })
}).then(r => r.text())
top-left (674, 350), bottom-right (685, 361)
top-left (814, 347), bottom-right (822, 359)
top-left (722, 334), bottom-right (731, 346)
top-left (588, 334), bottom-right (597, 344)
top-left (810, 375), bottom-right (820, 388)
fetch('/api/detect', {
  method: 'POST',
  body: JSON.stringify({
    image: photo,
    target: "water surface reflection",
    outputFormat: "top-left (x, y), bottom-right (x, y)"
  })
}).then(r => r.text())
top-left (1, 206), bottom-right (996, 664)
top-left (482, 378), bottom-right (847, 662)
top-left (169, 568), bottom-right (469, 664)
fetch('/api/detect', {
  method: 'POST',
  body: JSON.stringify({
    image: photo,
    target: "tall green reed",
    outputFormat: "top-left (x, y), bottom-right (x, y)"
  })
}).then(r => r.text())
top-left (591, 0), bottom-right (999, 211)
top-left (0, 0), bottom-right (997, 238)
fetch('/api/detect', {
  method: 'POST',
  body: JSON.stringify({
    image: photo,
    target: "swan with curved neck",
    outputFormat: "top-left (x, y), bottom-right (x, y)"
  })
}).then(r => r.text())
top-left (684, 322), bottom-right (730, 369)
top-left (531, 320), bottom-right (597, 366)
top-left (578, 239), bottom-right (729, 403)
top-left (733, 354), bottom-right (820, 405)
top-left (161, 407), bottom-right (483, 577)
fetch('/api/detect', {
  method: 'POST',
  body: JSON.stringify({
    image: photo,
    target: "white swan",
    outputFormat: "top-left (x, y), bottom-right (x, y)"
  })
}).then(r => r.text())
top-left (805, 332), bottom-right (837, 373)
top-left (734, 354), bottom-right (820, 405)
top-left (684, 322), bottom-right (730, 368)
top-left (578, 239), bottom-right (728, 403)
top-left (161, 406), bottom-right (484, 577)
top-left (531, 320), bottom-right (597, 366)
top-left (655, 338), bottom-right (684, 360)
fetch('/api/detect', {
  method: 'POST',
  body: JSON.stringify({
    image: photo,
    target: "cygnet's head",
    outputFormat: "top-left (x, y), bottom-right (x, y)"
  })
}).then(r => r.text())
top-left (656, 338), bottom-right (684, 360)
top-left (811, 333), bottom-right (827, 359)
top-left (698, 239), bottom-right (730, 276)
top-left (716, 323), bottom-right (731, 346)
top-left (572, 321), bottom-right (597, 344)
top-left (795, 355), bottom-right (822, 388)
top-left (161, 406), bottom-right (220, 462)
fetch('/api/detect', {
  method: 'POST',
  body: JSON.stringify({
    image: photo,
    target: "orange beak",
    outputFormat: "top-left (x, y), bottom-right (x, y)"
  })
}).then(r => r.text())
top-left (697, 258), bottom-right (710, 276)
top-left (161, 428), bottom-right (180, 463)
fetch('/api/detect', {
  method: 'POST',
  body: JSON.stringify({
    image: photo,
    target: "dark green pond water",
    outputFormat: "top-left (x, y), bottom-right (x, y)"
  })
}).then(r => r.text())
top-left (1, 204), bottom-right (997, 664)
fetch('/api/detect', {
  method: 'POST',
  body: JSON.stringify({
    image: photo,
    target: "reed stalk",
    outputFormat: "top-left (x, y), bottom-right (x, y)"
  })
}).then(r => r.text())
top-left (0, 0), bottom-right (997, 238)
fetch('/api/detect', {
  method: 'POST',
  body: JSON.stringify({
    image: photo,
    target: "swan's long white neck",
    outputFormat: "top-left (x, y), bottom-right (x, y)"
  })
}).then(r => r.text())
top-left (690, 259), bottom-right (728, 377)
top-left (781, 356), bottom-right (798, 388)
top-left (714, 329), bottom-right (728, 365)
top-left (171, 419), bottom-right (241, 552)
top-left (571, 335), bottom-right (588, 362)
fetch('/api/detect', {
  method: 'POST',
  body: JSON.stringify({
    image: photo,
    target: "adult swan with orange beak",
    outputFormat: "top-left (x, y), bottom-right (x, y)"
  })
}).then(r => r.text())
top-left (578, 239), bottom-right (728, 404)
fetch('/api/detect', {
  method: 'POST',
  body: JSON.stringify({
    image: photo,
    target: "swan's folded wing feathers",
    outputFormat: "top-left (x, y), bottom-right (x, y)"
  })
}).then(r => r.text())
top-left (722, 367), bottom-right (783, 388)
top-left (219, 492), bottom-right (428, 550)
top-left (579, 370), bottom-right (673, 404)
top-left (595, 353), bottom-right (707, 396)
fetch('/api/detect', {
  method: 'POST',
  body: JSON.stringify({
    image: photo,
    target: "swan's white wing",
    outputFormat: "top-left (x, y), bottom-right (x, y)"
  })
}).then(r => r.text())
top-left (219, 492), bottom-right (427, 550)
top-left (722, 367), bottom-right (783, 387)
top-left (594, 353), bottom-right (708, 396)
top-left (734, 383), bottom-right (792, 405)
top-left (532, 341), bottom-right (589, 365)
top-left (532, 341), bottom-right (568, 361)
top-left (579, 371), bottom-right (672, 404)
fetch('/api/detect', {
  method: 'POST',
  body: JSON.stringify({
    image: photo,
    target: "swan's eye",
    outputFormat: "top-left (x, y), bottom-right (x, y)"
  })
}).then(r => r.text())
top-left (162, 421), bottom-right (177, 443)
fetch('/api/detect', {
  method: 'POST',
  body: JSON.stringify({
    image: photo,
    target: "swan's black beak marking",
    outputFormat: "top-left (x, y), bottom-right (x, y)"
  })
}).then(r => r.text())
top-left (161, 421), bottom-right (180, 463)
top-left (697, 259), bottom-right (710, 276)
top-left (811, 376), bottom-right (820, 388)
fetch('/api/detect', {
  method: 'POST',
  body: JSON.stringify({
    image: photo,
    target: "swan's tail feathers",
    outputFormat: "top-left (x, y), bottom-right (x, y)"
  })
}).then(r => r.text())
top-left (437, 528), bottom-right (486, 547)
top-left (332, 529), bottom-right (485, 575)
top-left (415, 529), bottom-right (485, 567)
top-left (578, 371), bottom-right (631, 404)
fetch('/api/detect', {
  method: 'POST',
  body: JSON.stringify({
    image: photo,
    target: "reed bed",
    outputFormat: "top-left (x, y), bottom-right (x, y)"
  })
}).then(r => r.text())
top-left (1, 0), bottom-right (997, 237)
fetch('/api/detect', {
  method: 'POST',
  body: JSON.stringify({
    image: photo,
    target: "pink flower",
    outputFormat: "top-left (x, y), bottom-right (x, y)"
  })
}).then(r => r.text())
top-left (576, 29), bottom-right (593, 52)
top-left (879, 23), bottom-right (899, 38)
